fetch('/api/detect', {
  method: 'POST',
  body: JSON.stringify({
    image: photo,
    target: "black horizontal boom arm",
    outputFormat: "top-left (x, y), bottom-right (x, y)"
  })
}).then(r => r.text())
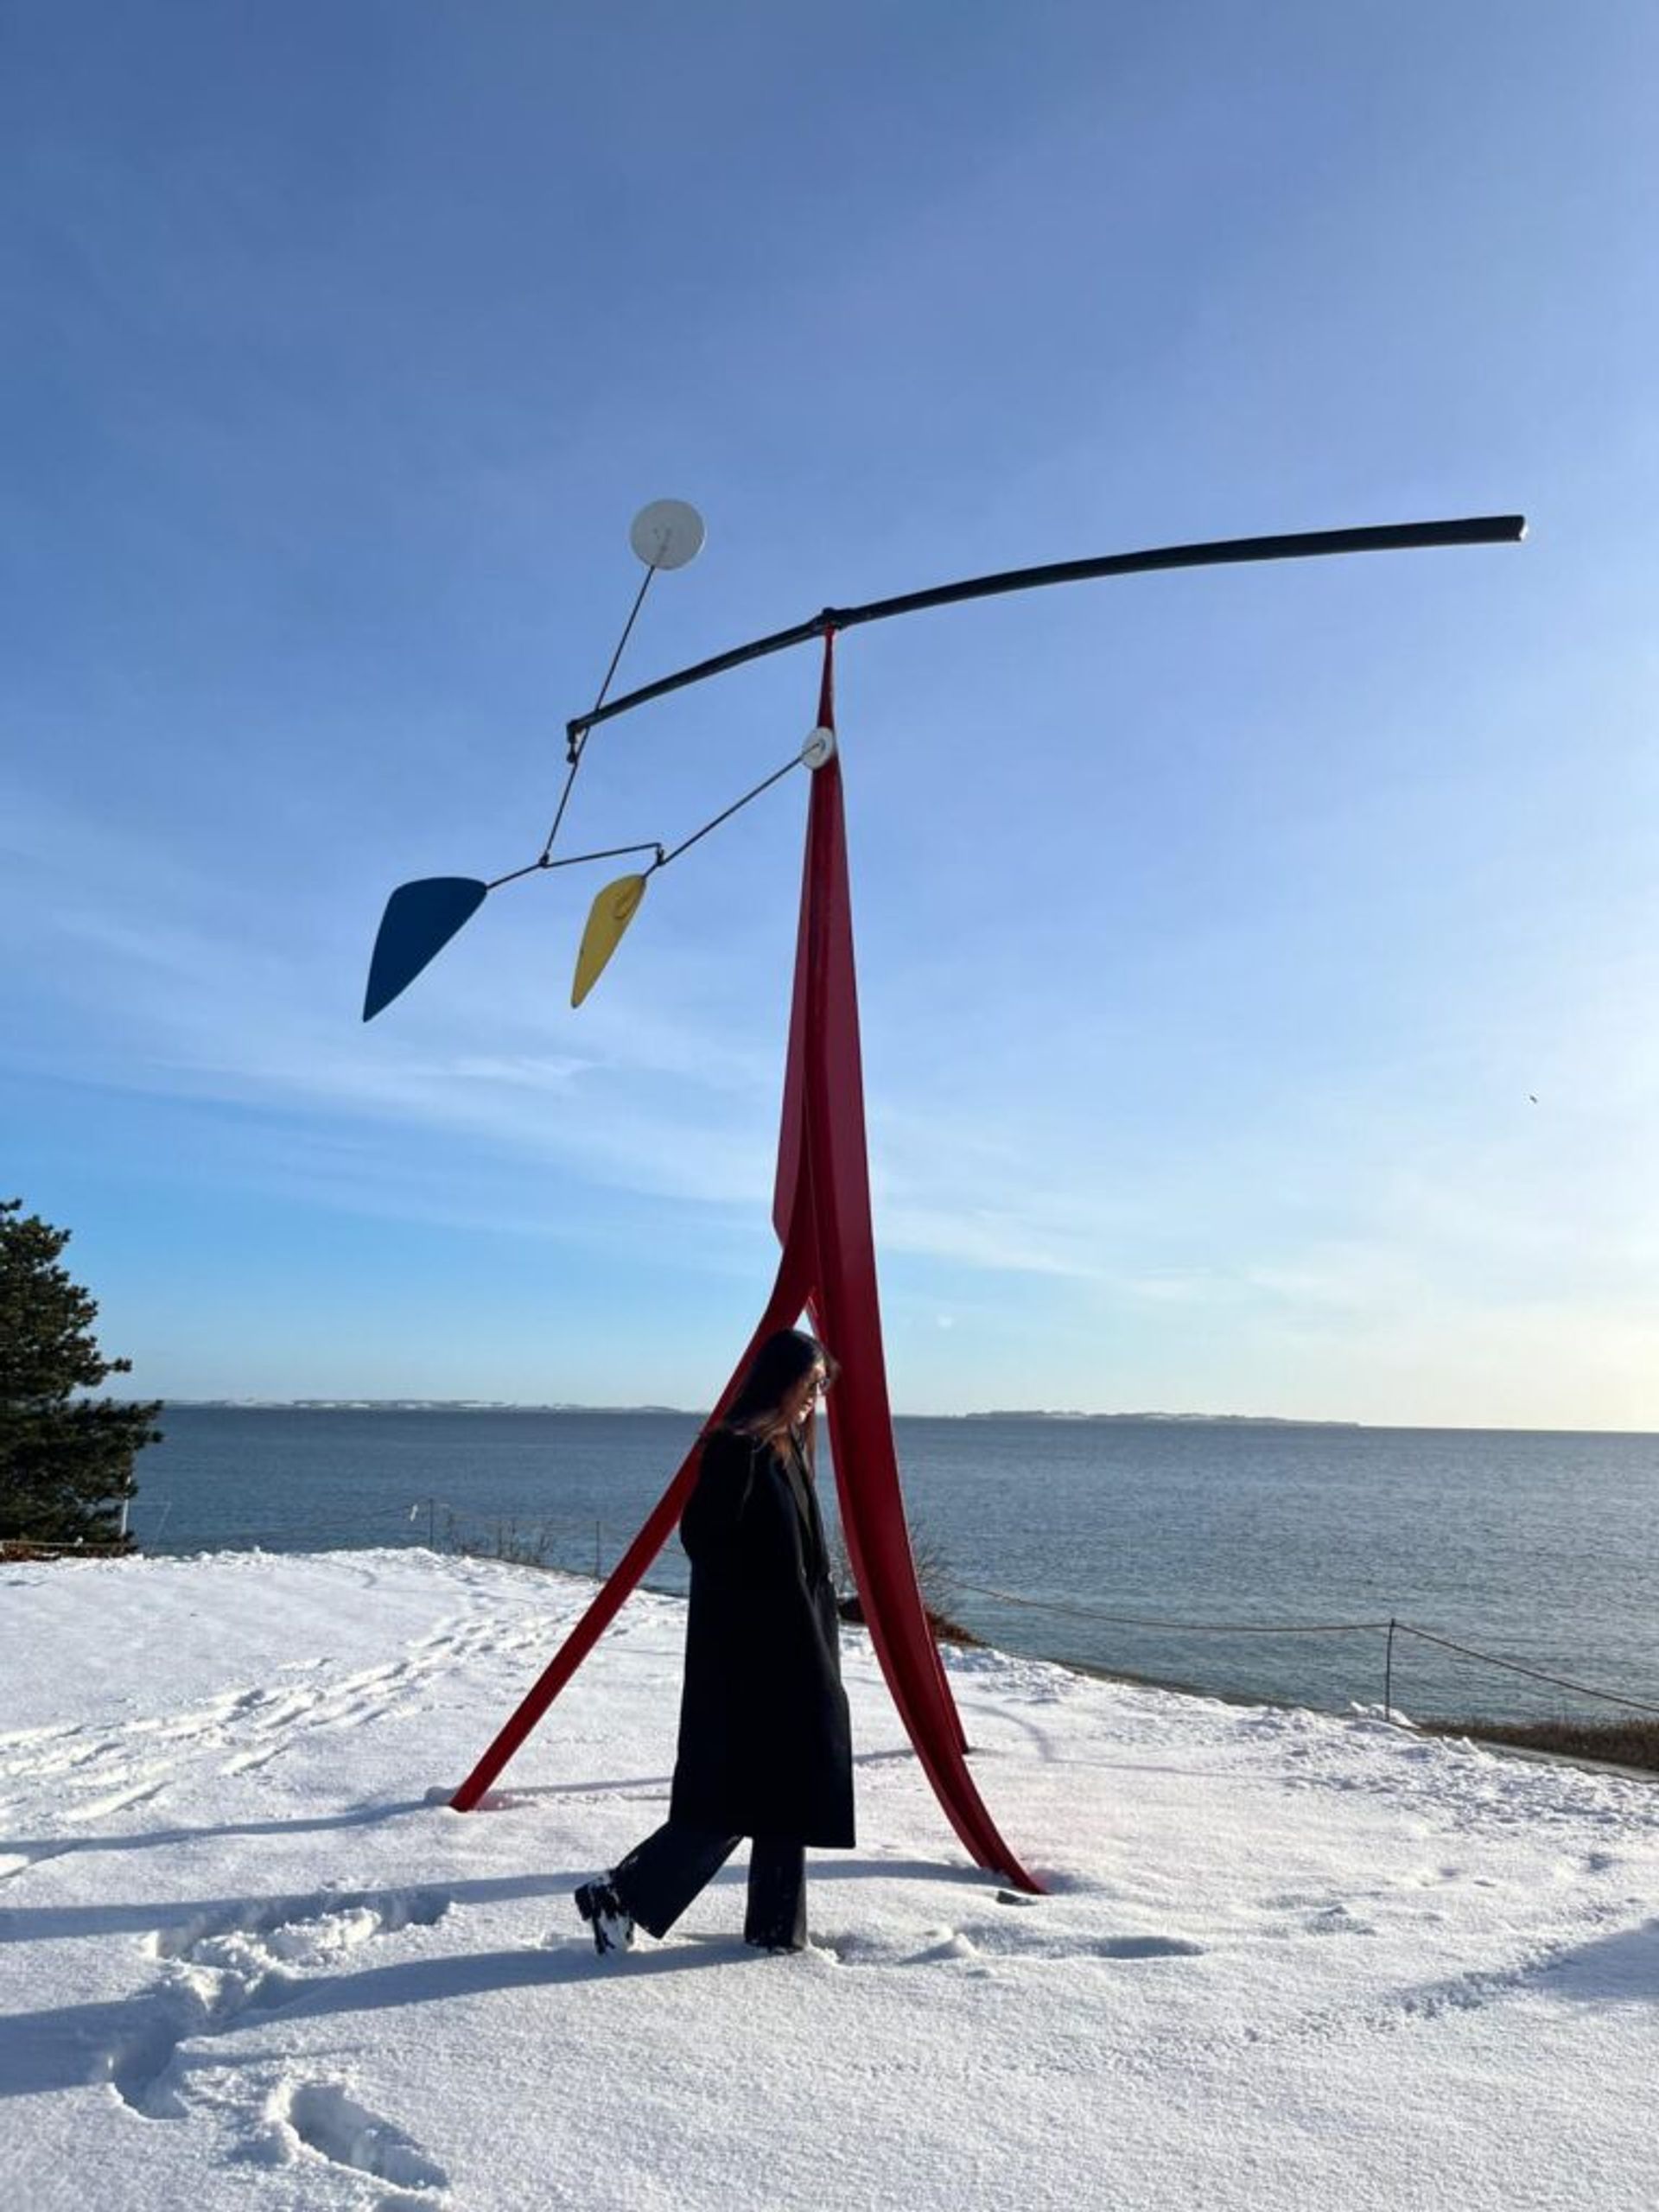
top-left (565, 514), bottom-right (1525, 753)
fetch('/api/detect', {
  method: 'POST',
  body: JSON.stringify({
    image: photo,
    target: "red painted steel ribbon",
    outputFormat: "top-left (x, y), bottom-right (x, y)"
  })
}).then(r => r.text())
top-left (452, 633), bottom-right (1041, 1891)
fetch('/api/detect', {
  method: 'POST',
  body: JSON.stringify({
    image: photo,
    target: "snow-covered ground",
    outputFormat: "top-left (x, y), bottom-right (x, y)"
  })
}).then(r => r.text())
top-left (3, 1549), bottom-right (1655, 2212)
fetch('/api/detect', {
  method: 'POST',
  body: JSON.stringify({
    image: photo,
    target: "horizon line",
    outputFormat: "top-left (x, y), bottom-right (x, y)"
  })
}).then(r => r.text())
top-left (130, 1398), bottom-right (1659, 1438)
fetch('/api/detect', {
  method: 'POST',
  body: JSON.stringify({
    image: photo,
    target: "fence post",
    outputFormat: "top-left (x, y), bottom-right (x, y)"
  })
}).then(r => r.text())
top-left (1384, 1617), bottom-right (1396, 1721)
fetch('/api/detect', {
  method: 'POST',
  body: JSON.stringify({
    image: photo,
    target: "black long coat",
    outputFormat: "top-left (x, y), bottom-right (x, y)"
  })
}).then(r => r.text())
top-left (668, 1426), bottom-right (855, 1847)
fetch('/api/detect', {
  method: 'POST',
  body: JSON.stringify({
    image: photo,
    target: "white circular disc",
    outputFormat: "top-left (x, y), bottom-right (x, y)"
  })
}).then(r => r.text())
top-left (629, 499), bottom-right (706, 571)
top-left (801, 727), bottom-right (836, 770)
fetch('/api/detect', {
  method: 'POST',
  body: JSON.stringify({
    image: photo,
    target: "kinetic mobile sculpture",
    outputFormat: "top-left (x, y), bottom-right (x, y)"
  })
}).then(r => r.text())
top-left (365, 502), bottom-right (1525, 1888)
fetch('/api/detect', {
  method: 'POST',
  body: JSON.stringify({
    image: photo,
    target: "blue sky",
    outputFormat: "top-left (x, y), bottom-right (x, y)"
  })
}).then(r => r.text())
top-left (4, 2), bottom-right (1657, 1424)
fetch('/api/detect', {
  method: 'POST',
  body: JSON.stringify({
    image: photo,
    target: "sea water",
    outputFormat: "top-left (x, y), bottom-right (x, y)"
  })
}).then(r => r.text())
top-left (127, 1407), bottom-right (1659, 1726)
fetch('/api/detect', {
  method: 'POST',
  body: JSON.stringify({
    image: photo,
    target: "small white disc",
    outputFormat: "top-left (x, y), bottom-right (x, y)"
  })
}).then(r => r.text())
top-left (630, 499), bottom-right (706, 571)
top-left (801, 727), bottom-right (836, 770)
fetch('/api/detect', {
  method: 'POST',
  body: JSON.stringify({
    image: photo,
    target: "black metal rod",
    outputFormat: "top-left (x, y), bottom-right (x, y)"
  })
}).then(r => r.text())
top-left (565, 514), bottom-right (1526, 747)
top-left (486, 841), bottom-right (664, 892)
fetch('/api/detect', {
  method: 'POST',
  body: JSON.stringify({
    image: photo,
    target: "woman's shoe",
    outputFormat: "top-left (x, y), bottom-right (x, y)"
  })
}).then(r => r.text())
top-left (575, 1878), bottom-right (636, 1955)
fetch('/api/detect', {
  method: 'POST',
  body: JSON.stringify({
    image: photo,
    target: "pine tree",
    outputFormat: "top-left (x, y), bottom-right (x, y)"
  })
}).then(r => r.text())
top-left (0, 1200), bottom-right (162, 1551)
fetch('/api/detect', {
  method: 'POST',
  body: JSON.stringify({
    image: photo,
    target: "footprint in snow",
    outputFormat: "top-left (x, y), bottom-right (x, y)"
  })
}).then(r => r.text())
top-left (1093, 1935), bottom-right (1206, 1959)
top-left (1302, 1904), bottom-right (1379, 1938)
top-left (111, 1888), bottom-right (454, 2121)
top-left (264, 2079), bottom-right (450, 2196)
top-left (830, 1923), bottom-right (1205, 1968)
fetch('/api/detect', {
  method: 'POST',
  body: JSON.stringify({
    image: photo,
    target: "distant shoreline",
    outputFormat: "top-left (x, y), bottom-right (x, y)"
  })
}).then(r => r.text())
top-left (146, 1398), bottom-right (1358, 1427)
top-left (127, 1402), bottom-right (1659, 1436)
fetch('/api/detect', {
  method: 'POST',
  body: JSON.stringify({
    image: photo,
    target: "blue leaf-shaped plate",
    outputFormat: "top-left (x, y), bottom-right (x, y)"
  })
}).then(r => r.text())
top-left (363, 877), bottom-right (488, 1020)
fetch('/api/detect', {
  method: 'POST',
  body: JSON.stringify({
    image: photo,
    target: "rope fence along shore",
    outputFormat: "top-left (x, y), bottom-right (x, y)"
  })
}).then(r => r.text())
top-left (948, 1577), bottom-right (1659, 1729)
top-left (10, 1515), bottom-right (1658, 1741)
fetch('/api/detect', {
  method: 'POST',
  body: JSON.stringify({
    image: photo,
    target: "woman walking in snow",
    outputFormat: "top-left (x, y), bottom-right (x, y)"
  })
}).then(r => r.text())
top-left (576, 1327), bottom-right (853, 1955)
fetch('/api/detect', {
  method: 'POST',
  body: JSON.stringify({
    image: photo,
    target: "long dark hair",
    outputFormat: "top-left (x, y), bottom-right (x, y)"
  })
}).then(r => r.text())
top-left (718, 1326), bottom-right (839, 1471)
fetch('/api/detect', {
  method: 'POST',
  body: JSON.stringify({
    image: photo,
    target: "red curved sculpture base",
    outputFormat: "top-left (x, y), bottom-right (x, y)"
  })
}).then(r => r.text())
top-left (451, 637), bottom-right (1041, 1893)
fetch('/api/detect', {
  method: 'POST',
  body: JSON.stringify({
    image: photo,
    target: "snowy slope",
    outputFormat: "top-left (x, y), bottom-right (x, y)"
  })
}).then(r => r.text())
top-left (3, 1549), bottom-right (1656, 2211)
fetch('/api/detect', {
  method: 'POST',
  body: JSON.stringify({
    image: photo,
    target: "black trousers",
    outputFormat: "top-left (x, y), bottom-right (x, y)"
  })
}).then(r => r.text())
top-left (610, 1820), bottom-right (807, 1948)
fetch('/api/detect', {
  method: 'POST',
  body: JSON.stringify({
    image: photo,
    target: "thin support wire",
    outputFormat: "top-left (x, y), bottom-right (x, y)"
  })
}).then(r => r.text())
top-left (652, 755), bottom-right (804, 872)
top-left (540, 563), bottom-right (659, 860)
top-left (493, 751), bottom-right (804, 899)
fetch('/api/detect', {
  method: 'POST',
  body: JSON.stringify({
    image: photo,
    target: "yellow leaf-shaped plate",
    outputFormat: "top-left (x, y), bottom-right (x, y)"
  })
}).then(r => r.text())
top-left (572, 873), bottom-right (649, 1006)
